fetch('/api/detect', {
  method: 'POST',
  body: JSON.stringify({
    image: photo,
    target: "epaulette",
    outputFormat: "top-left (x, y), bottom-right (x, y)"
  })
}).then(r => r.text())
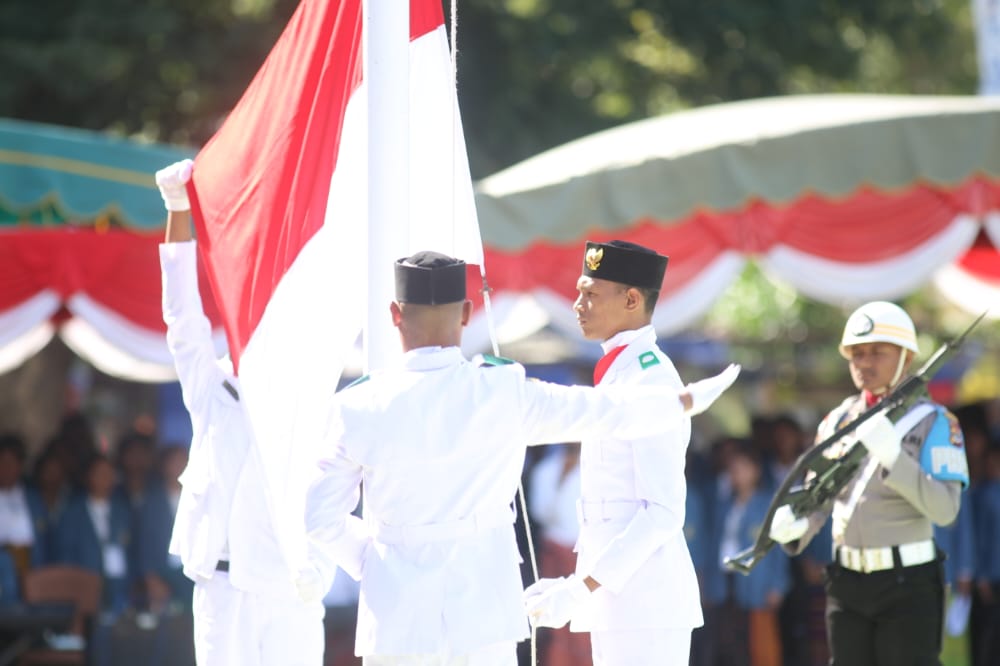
top-left (475, 353), bottom-right (516, 367)
top-left (638, 350), bottom-right (660, 370)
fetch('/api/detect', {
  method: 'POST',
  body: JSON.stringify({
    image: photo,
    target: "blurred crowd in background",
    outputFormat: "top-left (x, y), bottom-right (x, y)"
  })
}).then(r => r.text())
top-left (1, 399), bottom-right (999, 666)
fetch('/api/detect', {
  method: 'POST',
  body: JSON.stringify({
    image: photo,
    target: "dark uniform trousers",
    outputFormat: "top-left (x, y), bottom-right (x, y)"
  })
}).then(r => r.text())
top-left (825, 555), bottom-right (944, 666)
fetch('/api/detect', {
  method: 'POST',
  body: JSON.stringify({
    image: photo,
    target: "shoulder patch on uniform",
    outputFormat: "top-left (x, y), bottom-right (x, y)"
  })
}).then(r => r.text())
top-left (477, 353), bottom-right (516, 367)
top-left (342, 374), bottom-right (371, 390)
top-left (638, 350), bottom-right (660, 370)
top-left (919, 407), bottom-right (969, 488)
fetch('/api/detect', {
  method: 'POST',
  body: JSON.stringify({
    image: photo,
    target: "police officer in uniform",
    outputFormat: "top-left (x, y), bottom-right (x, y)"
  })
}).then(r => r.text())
top-left (525, 240), bottom-right (704, 665)
top-left (299, 250), bottom-right (740, 666)
top-left (769, 301), bottom-right (969, 666)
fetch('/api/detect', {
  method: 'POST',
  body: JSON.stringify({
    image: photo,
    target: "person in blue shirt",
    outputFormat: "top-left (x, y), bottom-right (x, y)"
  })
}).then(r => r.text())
top-left (0, 548), bottom-right (18, 605)
top-left (763, 415), bottom-right (807, 493)
top-left (973, 439), bottom-right (1000, 666)
top-left (685, 466), bottom-right (711, 589)
top-left (53, 454), bottom-right (132, 613)
top-left (685, 455), bottom-right (713, 666)
top-left (25, 444), bottom-right (72, 566)
top-left (137, 445), bottom-right (193, 612)
top-left (0, 433), bottom-right (48, 581)
top-left (113, 431), bottom-right (157, 607)
top-left (704, 440), bottom-right (791, 666)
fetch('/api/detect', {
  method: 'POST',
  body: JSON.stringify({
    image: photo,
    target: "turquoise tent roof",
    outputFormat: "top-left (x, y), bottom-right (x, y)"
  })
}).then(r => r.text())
top-left (0, 118), bottom-right (194, 229)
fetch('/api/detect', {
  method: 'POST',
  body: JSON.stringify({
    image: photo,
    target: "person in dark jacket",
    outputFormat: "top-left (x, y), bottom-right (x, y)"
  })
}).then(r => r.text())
top-left (137, 445), bottom-right (193, 612)
top-left (54, 454), bottom-right (131, 612)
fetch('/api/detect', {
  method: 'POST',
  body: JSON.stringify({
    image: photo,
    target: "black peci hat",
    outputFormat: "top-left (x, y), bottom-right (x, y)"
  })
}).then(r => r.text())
top-left (394, 251), bottom-right (467, 304)
top-left (581, 240), bottom-right (668, 291)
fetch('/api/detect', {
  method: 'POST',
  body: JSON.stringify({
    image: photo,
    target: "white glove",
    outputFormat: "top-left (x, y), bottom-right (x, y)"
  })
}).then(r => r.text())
top-left (293, 566), bottom-right (327, 604)
top-left (685, 363), bottom-right (741, 415)
top-left (855, 413), bottom-right (901, 469)
top-left (155, 159), bottom-right (194, 211)
top-left (523, 575), bottom-right (591, 629)
top-left (769, 504), bottom-right (809, 544)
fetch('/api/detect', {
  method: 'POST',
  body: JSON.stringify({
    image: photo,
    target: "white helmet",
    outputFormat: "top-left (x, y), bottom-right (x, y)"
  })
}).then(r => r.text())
top-left (839, 301), bottom-right (918, 359)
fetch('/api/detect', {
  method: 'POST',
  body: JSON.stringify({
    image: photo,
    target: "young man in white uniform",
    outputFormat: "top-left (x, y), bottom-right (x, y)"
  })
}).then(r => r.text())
top-left (525, 240), bottom-right (704, 665)
top-left (156, 160), bottom-right (325, 665)
top-left (299, 251), bottom-right (740, 665)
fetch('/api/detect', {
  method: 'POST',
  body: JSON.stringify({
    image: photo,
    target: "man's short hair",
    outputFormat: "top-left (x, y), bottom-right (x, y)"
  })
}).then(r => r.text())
top-left (633, 286), bottom-right (659, 316)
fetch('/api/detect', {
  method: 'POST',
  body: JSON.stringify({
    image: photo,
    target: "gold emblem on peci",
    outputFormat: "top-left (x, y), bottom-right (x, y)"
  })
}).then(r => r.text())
top-left (585, 247), bottom-right (604, 271)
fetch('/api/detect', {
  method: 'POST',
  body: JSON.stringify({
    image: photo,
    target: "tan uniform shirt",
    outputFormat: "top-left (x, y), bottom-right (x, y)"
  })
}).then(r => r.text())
top-left (794, 396), bottom-right (963, 554)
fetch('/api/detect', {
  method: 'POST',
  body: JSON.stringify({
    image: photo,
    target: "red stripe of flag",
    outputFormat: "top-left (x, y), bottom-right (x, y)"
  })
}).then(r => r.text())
top-left (189, 0), bottom-right (447, 372)
top-left (188, 0), bottom-right (363, 371)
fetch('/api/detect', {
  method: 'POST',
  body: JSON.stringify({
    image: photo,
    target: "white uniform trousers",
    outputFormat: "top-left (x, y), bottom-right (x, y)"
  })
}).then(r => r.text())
top-left (590, 628), bottom-right (691, 666)
top-left (193, 573), bottom-right (325, 666)
top-left (363, 640), bottom-right (517, 666)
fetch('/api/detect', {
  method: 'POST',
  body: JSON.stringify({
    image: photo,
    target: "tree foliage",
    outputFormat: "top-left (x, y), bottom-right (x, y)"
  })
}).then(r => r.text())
top-left (0, 0), bottom-right (979, 174)
top-left (453, 0), bottom-right (978, 176)
top-left (0, 0), bottom-right (298, 147)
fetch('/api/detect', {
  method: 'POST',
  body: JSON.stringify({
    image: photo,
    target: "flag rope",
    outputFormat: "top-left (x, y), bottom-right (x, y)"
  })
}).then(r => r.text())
top-left (482, 273), bottom-right (540, 665)
top-left (450, 2), bottom-right (539, 662)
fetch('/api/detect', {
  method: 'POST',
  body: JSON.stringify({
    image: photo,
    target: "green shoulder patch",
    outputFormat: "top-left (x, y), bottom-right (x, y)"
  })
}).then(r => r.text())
top-left (478, 353), bottom-right (516, 367)
top-left (638, 350), bottom-right (660, 370)
top-left (342, 374), bottom-right (371, 390)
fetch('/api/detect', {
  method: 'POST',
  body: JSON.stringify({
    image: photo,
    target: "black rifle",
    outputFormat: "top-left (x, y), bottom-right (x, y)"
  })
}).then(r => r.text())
top-left (724, 311), bottom-right (986, 575)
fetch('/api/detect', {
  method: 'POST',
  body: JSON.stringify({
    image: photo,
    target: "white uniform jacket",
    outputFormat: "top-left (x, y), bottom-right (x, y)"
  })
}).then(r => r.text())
top-left (305, 346), bottom-right (690, 657)
top-left (160, 241), bottom-right (288, 595)
top-left (573, 326), bottom-right (703, 632)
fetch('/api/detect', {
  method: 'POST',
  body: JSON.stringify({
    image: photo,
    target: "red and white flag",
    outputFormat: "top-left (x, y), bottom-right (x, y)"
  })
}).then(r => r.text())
top-left (187, 0), bottom-right (483, 567)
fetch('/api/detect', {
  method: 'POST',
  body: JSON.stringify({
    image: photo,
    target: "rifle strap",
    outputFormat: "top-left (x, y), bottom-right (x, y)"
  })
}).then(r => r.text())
top-left (833, 402), bottom-right (936, 533)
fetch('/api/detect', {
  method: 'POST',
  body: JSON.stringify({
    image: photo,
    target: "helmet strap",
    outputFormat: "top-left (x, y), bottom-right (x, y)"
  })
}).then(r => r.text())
top-left (868, 347), bottom-right (908, 397)
top-left (887, 347), bottom-right (908, 391)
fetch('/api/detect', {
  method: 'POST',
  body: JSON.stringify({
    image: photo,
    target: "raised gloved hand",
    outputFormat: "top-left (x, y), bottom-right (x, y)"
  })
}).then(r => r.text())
top-left (855, 413), bottom-right (901, 469)
top-left (684, 363), bottom-right (741, 416)
top-left (155, 159), bottom-right (194, 212)
top-left (769, 504), bottom-right (809, 544)
top-left (293, 566), bottom-right (327, 604)
top-left (523, 574), bottom-right (591, 629)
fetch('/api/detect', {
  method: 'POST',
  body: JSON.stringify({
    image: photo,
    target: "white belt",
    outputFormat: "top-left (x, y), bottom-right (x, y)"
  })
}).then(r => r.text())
top-left (576, 499), bottom-right (643, 526)
top-left (837, 539), bottom-right (936, 573)
top-left (374, 508), bottom-right (513, 546)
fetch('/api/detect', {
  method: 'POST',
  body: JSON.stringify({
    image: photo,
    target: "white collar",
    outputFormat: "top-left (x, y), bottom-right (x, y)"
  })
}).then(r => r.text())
top-left (601, 324), bottom-right (655, 354)
top-left (399, 346), bottom-right (465, 371)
